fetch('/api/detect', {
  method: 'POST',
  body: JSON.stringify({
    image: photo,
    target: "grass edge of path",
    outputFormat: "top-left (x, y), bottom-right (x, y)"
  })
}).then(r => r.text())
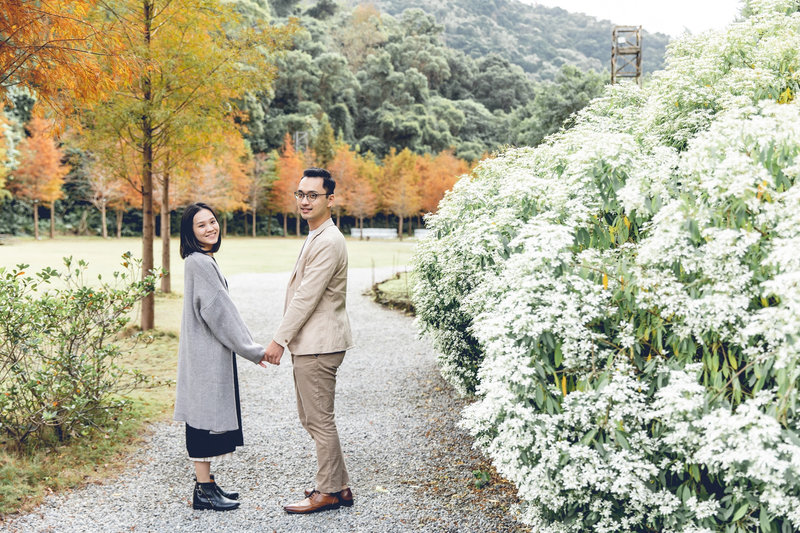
top-left (0, 327), bottom-right (179, 519)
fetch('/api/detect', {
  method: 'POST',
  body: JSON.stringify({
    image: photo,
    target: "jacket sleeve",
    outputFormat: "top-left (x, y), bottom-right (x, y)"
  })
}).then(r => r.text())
top-left (273, 236), bottom-right (341, 347)
top-left (187, 256), bottom-right (264, 364)
top-left (199, 289), bottom-right (265, 364)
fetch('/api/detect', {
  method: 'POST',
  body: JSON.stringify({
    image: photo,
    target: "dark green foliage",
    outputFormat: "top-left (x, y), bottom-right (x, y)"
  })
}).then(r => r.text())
top-left (269, 0), bottom-right (302, 17)
top-left (510, 64), bottom-right (607, 147)
top-left (3, 88), bottom-right (35, 127)
top-left (346, 0), bottom-right (670, 81)
top-left (0, 199), bottom-right (31, 235)
top-left (247, 0), bottom-right (638, 159)
top-left (470, 54), bottom-right (536, 112)
top-left (313, 115), bottom-right (336, 166)
top-left (305, 0), bottom-right (338, 19)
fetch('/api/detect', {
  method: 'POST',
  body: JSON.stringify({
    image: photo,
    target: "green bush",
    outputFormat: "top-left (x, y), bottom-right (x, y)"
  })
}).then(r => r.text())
top-left (0, 254), bottom-right (157, 448)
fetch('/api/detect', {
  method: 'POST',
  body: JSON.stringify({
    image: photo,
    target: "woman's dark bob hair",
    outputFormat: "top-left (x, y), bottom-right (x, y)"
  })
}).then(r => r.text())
top-left (180, 202), bottom-right (221, 258)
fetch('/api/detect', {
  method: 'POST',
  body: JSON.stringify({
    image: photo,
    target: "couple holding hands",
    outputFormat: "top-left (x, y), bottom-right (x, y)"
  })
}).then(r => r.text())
top-left (173, 168), bottom-right (353, 514)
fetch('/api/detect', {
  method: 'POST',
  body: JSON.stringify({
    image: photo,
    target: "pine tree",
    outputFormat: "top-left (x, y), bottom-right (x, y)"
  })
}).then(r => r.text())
top-left (313, 115), bottom-right (336, 168)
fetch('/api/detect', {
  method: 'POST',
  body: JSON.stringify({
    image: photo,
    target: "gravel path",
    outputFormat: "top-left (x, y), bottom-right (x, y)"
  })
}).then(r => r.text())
top-left (4, 267), bottom-right (527, 533)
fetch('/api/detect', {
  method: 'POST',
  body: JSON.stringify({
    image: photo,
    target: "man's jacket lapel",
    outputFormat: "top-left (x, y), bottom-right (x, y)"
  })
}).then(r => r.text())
top-left (288, 218), bottom-right (335, 286)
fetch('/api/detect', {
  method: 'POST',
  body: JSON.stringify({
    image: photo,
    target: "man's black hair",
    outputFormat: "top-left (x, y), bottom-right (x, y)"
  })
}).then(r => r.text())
top-left (302, 167), bottom-right (335, 195)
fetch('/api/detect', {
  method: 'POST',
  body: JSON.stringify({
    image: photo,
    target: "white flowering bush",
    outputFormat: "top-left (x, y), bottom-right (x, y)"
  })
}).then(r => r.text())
top-left (412, 1), bottom-right (800, 531)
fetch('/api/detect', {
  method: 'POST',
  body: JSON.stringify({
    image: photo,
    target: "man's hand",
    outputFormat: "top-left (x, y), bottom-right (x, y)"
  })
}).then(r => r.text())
top-left (258, 349), bottom-right (270, 368)
top-left (265, 340), bottom-right (285, 366)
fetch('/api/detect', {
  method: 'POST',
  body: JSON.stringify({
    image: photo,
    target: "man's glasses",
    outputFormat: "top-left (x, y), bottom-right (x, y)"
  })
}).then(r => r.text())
top-left (294, 191), bottom-right (330, 201)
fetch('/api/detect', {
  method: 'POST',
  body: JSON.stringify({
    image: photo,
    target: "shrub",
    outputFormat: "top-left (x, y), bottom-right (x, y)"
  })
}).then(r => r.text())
top-left (412, 1), bottom-right (800, 531)
top-left (0, 254), bottom-right (157, 448)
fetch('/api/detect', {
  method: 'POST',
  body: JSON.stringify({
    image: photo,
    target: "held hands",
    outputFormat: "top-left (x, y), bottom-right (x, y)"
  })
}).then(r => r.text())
top-left (262, 340), bottom-right (285, 366)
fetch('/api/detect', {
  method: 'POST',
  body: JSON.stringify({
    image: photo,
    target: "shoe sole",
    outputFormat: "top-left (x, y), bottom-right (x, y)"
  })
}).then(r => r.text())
top-left (284, 502), bottom-right (340, 514)
top-left (193, 503), bottom-right (240, 511)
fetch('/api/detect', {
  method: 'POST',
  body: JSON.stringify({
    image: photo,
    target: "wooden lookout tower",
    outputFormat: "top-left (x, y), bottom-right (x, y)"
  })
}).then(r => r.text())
top-left (611, 25), bottom-right (642, 86)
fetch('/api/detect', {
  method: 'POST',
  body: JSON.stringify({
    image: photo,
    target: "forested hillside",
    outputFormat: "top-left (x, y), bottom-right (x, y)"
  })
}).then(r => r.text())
top-left (343, 0), bottom-right (670, 80)
top-left (245, 0), bottom-right (610, 160)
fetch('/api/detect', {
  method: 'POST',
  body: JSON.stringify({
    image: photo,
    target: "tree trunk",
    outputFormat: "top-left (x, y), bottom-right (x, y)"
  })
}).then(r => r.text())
top-left (359, 215), bottom-right (364, 240)
top-left (140, 0), bottom-right (155, 331)
top-left (100, 202), bottom-right (108, 238)
top-left (266, 210), bottom-right (271, 237)
top-left (282, 212), bottom-right (287, 237)
top-left (77, 208), bottom-right (88, 235)
top-left (295, 211), bottom-right (300, 236)
top-left (160, 171), bottom-right (171, 294)
top-left (222, 215), bottom-right (228, 237)
top-left (49, 204), bottom-right (55, 239)
top-left (243, 210), bottom-right (249, 236)
top-left (116, 209), bottom-right (123, 238)
top-left (336, 208), bottom-right (340, 228)
top-left (33, 202), bottom-right (39, 240)
top-left (252, 209), bottom-right (257, 237)
top-left (398, 214), bottom-right (403, 241)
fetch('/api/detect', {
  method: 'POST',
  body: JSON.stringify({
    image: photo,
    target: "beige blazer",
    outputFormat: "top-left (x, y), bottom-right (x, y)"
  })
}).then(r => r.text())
top-left (274, 218), bottom-right (354, 355)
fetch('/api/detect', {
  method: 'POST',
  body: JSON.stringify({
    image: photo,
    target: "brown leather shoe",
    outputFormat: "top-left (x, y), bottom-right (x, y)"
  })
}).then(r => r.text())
top-left (338, 487), bottom-right (354, 507)
top-left (304, 487), bottom-right (354, 507)
top-left (284, 491), bottom-right (340, 514)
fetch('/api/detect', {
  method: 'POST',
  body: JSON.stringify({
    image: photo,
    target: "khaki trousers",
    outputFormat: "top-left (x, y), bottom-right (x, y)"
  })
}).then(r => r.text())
top-left (291, 351), bottom-right (349, 493)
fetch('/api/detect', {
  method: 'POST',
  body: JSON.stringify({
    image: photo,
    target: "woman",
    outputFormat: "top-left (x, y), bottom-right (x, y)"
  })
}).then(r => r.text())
top-left (173, 202), bottom-right (267, 511)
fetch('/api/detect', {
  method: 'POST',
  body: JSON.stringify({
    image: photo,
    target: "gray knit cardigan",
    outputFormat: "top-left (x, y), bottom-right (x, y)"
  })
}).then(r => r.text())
top-left (173, 252), bottom-right (264, 433)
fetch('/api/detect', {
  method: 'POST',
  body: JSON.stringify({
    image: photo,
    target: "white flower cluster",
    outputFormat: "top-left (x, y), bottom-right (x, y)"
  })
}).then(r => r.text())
top-left (412, 0), bottom-right (800, 530)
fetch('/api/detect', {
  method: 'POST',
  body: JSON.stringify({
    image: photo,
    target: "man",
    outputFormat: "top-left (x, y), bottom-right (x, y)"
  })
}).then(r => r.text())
top-left (263, 167), bottom-right (354, 514)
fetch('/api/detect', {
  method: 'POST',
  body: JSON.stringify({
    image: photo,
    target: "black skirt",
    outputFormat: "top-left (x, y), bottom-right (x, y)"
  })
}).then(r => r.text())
top-left (185, 354), bottom-right (244, 458)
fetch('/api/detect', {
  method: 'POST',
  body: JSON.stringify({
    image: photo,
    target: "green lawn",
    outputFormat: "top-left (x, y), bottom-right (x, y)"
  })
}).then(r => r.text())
top-left (0, 234), bottom-right (416, 289)
top-left (371, 271), bottom-right (415, 314)
top-left (0, 235), bottom-right (416, 334)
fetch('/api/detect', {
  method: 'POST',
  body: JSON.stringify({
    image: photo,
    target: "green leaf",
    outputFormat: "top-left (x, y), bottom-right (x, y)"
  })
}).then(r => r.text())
top-left (614, 428), bottom-right (630, 450)
top-left (535, 386), bottom-right (544, 407)
top-left (689, 464), bottom-right (700, 482)
top-left (759, 506), bottom-right (773, 533)
top-left (728, 351), bottom-right (739, 371)
top-left (580, 428), bottom-right (598, 445)
top-left (732, 502), bottom-right (749, 522)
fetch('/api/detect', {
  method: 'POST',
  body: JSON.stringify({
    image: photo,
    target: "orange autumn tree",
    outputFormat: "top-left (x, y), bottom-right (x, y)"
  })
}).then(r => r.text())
top-left (419, 149), bottom-right (469, 215)
top-left (382, 148), bottom-right (421, 240)
top-left (214, 149), bottom-right (253, 237)
top-left (272, 133), bottom-right (304, 237)
top-left (337, 148), bottom-right (379, 236)
top-left (180, 147), bottom-right (250, 237)
top-left (90, 138), bottom-right (142, 239)
top-left (84, 0), bottom-right (294, 329)
top-left (10, 116), bottom-right (68, 239)
top-left (0, 1), bottom-right (122, 110)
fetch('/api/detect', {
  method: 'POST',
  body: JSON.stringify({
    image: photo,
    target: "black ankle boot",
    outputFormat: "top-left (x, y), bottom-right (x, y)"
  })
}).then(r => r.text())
top-left (192, 481), bottom-right (240, 511)
top-left (210, 474), bottom-right (239, 500)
